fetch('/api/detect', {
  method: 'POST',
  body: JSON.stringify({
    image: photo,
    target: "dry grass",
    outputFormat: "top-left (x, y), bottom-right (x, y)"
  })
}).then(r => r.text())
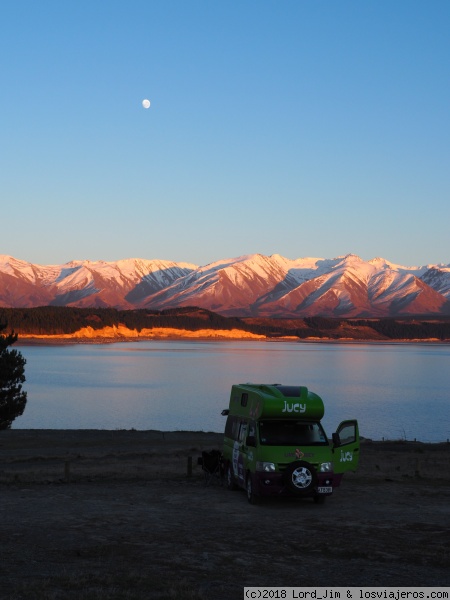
top-left (8, 573), bottom-right (209, 600)
top-left (1, 431), bottom-right (449, 599)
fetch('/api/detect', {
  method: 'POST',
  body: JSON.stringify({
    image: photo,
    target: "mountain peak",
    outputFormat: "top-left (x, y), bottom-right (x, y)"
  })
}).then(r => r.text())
top-left (1, 253), bottom-right (449, 317)
top-left (337, 254), bottom-right (363, 262)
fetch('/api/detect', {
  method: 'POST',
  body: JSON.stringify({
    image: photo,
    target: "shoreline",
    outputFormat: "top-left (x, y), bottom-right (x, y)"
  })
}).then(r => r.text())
top-left (16, 334), bottom-right (450, 345)
top-left (7, 428), bottom-right (450, 445)
top-left (15, 336), bottom-right (280, 346)
top-left (5, 310), bottom-right (450, 345)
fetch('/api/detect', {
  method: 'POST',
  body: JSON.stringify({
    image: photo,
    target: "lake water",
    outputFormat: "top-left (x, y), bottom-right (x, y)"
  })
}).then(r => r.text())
top-left (14, 341), bottom-right (450, 443)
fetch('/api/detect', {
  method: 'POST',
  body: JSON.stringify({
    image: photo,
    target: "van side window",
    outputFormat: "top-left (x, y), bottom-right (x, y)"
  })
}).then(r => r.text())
top-left (241, 393), bottom-right (248, 407)
top-left (239, 421), bottom-right (248, 443)
top-left (224, 415), bottom-right (235, 439)
top-left (225, 415), bottom-right (241, 441)
top-left (337, 423), bottom-right (356, 445)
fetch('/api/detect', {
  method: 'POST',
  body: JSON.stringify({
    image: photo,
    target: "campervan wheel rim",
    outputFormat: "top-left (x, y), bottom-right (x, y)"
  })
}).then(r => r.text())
top-left (284, 460), bottom-right (317, 495)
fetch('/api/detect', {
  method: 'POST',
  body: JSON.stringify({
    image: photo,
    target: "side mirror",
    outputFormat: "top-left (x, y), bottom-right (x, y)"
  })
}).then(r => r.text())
top-left (246, 435), bottom-right (256, 447)
top-left (332, 432), bottom-right (341, 447)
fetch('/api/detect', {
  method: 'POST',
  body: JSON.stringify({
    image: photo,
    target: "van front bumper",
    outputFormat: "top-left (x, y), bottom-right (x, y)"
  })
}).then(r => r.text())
top-left (254, 471), bottom-right (342, 497)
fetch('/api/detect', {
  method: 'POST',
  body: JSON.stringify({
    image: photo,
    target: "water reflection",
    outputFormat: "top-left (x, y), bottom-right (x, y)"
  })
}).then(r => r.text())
top-left (15, 341), bottom-right (450, 442)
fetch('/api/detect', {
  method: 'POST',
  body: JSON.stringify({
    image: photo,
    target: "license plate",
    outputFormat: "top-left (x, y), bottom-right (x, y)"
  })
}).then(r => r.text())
top-left (317, 486), bottom-right (332, 494)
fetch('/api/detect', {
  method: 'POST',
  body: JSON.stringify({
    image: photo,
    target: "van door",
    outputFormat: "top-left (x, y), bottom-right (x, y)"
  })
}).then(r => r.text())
top-left (333, 420), bottom-right (360, 473)
top-left (232, 420), bottom-right (248, 486)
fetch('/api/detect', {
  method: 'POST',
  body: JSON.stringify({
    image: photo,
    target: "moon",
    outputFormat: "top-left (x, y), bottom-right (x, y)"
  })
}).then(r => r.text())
top-left (142, 99), bottom-right (151, 109)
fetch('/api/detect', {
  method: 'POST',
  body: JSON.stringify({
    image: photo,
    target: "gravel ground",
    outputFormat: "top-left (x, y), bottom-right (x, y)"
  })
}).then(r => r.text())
top-left (0, 431), bottom-right (449, 599)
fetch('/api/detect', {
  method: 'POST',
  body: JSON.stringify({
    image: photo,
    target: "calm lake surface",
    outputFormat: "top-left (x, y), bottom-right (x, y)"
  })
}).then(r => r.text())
top-left (14, 341), bottom-right (450, 443)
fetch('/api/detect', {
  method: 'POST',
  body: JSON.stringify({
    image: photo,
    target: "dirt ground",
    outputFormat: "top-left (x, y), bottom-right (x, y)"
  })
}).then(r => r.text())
top-left (0, 430), bottom-right (449, 599)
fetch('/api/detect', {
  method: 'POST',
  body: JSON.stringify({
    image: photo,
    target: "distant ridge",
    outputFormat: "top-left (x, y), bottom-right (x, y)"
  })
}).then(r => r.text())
top-left (1, 253), bottom-right (449, 318)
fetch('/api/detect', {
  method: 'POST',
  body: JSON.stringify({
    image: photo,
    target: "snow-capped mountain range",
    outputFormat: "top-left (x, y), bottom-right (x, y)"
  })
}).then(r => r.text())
top-left (1, 253), bottom-right (450, 317)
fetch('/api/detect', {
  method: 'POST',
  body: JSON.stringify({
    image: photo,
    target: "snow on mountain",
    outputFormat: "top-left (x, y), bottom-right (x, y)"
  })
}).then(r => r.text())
top-left (137, 254), bottom-right (289, 315)
top-left (0, 256), bottom-right (197, 309)
top-left (420, 265), bottom-right (450, 298)
top-left (0, 253), bottom-right (449, 317)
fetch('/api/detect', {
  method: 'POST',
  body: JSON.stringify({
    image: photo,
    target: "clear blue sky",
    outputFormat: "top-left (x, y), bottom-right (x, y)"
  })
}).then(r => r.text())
top-left (2, 1), bottom-right (449, 267)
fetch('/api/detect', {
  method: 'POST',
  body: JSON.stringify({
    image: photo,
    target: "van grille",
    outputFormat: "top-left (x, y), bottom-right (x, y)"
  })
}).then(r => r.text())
top-left (278, 462), bottom-right (320, 473)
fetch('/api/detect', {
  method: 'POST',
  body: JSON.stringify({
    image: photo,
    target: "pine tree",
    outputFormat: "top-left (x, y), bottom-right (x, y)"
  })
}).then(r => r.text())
top-left (0, 324), bottom-right (27, 429)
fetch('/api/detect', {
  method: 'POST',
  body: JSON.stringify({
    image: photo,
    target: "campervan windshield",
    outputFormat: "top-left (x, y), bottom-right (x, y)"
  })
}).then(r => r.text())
top-left (259, 420), bottom-right (328, 446)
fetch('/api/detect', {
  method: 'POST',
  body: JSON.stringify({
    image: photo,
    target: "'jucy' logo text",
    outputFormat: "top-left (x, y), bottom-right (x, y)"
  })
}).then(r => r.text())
top-left (282, 401), bottom-right (306, 413)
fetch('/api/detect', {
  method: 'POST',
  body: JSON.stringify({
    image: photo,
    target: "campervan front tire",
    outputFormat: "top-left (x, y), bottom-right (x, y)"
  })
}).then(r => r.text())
top-left (246, 474), bottom-right (259, 505)
top-left (284, 461), bottom-right (317, 496)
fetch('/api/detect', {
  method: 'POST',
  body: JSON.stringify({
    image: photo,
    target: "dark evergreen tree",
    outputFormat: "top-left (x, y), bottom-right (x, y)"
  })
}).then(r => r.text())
top-left (0, 324), bottom-right (27, 429)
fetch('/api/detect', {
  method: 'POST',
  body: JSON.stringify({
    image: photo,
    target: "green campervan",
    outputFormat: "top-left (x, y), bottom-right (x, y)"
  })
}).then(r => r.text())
top-left (222, 383), bottom-right (359, 504)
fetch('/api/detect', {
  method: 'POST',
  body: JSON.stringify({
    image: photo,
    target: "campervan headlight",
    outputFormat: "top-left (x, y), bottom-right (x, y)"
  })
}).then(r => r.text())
top-left (256, 461), bottom-right (276, 472)
top-left (319, 462), bottom-right (334, 473)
